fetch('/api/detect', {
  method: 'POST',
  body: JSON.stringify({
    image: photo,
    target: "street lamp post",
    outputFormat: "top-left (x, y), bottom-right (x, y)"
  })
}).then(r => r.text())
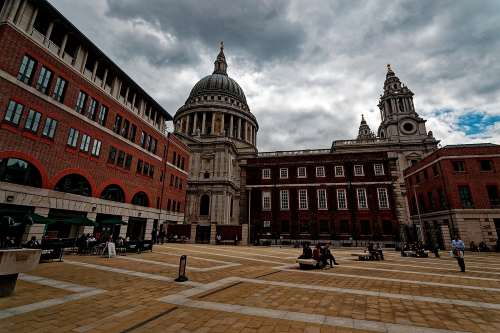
top-left (411, 185), bottom-right (425, 242)
top-left (248, 188), bottom-right (252, 246)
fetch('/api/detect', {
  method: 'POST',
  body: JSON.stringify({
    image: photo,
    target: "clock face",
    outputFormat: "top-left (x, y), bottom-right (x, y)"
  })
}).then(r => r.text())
top-left (399, 119), bottom-right (418, 135)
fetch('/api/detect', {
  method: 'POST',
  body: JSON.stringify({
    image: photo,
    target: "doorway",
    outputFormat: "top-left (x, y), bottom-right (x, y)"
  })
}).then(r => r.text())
top-left (195, 225), bottom-right (211, 244)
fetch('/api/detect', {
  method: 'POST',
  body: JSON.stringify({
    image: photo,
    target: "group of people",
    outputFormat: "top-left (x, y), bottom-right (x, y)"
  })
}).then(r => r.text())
top-left (469, 240), bottom-right (492, 252)
top-left (364, 243), bottom-right (385, 260)
top-left (298, 243), bottom-right (339, 269)
top-left (76, 233), bottom-right (125, 254)
top-left (151, 229), bottom-right (167, 244)
top-left (400, 241), bottom-right (437, 258)
top-left (215, 234), bottom-right (240, 246)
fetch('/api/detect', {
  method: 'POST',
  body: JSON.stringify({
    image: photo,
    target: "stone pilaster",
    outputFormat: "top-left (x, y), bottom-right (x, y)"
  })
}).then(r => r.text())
top-left (190, 222), bottom-right (198, 244)
top-left (241, 223), bottom-right (248, 246)
top-left (210, 222), bottom-right (217, 245)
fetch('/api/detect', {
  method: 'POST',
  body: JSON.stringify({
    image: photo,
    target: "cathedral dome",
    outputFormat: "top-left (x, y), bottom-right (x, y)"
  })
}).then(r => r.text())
top-left (189, 74), bottom-right (247, 103)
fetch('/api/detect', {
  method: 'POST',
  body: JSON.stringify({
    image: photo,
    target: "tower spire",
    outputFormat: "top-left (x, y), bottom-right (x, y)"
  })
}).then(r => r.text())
top-left (213, 42), bottom-right (228, 76)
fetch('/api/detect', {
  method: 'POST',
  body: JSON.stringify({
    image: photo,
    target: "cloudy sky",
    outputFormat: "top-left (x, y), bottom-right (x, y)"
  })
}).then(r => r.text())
top-left (49, 0), bottom-right (500, 152)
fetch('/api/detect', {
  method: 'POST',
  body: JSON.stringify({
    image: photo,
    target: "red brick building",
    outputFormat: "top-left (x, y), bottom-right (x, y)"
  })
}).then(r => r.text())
top-left (403, 144), bottom-right (500, 250)
top-left (246, 150), bottom-right (400, 247)
top-left (0, 0), bottom-right (188, 241)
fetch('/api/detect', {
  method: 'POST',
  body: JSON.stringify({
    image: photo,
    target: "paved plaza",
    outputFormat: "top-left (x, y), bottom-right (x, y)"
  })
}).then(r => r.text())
top-left (1, 244), bottom-right (500, 332)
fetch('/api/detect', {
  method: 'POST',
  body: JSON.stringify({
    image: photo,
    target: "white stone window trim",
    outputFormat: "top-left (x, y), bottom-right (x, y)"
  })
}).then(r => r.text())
top-left (298, 189), bottom-right (308, 210)
top-left (262, 191), bottom-right (271, 211)
top-left (262, 168), bottom-right (271, 179)
top-left (335, 166), bottom-right (344, 177)
top-left (354, 165), bottom-right (364, 176)
top-left (374, 164), bottom-right (385, 175)
top-left (297, 167), bottom-right (307, 178)
top-left (317, 189), bottom-right (327, 210)
top-left (280, 168), bottom-right (288, 179)
top-left (337, 189), bottom-right (347, 210)
top-left (316, 166), bottom-right (325, 177)
top-left (357, 188), bottom-right (368, 209)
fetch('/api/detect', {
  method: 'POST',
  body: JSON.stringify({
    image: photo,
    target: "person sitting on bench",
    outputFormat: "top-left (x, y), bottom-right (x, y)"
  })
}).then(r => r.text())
top-left (322, 244), bottom-right (339, 266)
top-left (313, 243), bottom-right (328, 269)
top-left (298, 243), bottom-right (312, 259)
top-left (368, 243), bottom-right (379, 260)
top-left (401, 241), bottom-right (410, 256)
top-left (375, 243), bottom-right (385, 260)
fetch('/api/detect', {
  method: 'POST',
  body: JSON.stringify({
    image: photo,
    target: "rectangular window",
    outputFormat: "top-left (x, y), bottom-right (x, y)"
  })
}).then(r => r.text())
top-left (75, 91), bottom-right (88, 114)
top-left (262, 191), bottom-right (271, 210)
top-left (129, 124), bottom-right (137, 143)
top-left (97, 105), bottom-right (108, 126)
top-left (24, 109), bottom-right (42, 132)
top-left (300, 220), bottom-right (309, 234)
top-left (298, 167), bottom-right (306, 178)
top-left (80, 134), bottom-right (91, 152)
top-left (152, 138), bottom-right (158, 154)
top-left (374, 164), bottom-right (384, 175)
top-left (160, 170), bottom-right (163, 182)
top-left (116, 150), bottom-right (125, 167)
top-left (458, 186), bottom-right (472, 206)
top-left (125, 154), bottom-right (132, 170)
top-left (177, 155), bottom-right (181, 167)
top-left (179, 178), bottom-right (182, 189)
top-left (316, 166), bottom-right (325, 177)
top-left (433, 165), bottom-right (439, 177)
top-left (317, 189), bottom-right (327, 209)
top-left (107, 146), bottom-right (117, 164)
top-left (172, 151), bottom-right (177, 165)
top-left (280, 190), bottom-right (289, 210)
top-left (149, 165), bottom-right (155, 178)
top-left (409, 178), bottom-right (413, 187)
top-left (172, 200), bottom-right (176, 212)
top-left (428, 192), bottom-right (436, 211)
top-left (4, 100), bottom-right (24, 125)
top-left (337, 189), bottom-right (347, 209)
top-left (299, 190), bottom-right (308, 209)
top-left (121, 119), bottom-right (130, 138)
top-left (280, 168), bottom-right (288, 178)
top-left (281, 220), bottom-right (290, 234)
top-left (486, 185), bottom-right (500, 206)
top-left (174, 176), bottom-right (179, 188)
top-left (335, 166), bottom-right (344, 177)
top-left (170, 174), bottom-right (174, 186)
top-left (262, 169), bottom-right (271, 179)
top-left (113, 114), bottom-right (122, 134)
top-left (52, 77), bottom-right (67, 102)
top-left (143, 162), bottom-right (149, 176)
top-left (357, 188), bottom-right (368, 209)
top-left (42, 117), bottom-right (58, 139)
top-left (361, 220), bottom-right (371, 235)
top-left (91, 139), bottom-right (102, 156)
top-left (17, 55), bottom-right (37, 84)
top-left (437, 189), bottom-right (446, 209)
top-left (453, 161), bottom-right (465, 172)
top-left (177, 202), bottom-right (180, 212)
top-left (419, 194), bottom-right (426, 212)
top-left (36, 66), bottom-right (53, 94)
top-left (480, 160), bottom-right (493, 172)
top-left (377, 188), bottom-right (389, 208)
top-left (181, 157), bottom-right (185, 170)
top-left (424, 170), bottom-right (429, 181)
top-left (146, 135), bottom-right (152, 151)
top-left (354, 165), bottom-right (364, 176)
top-left (416, 174), bottom-right (420, 184)
top-left (140, 132), bottom-right (147, 149)
top-left (67, 128), bottom-right (80, 147)
top-left (319, 220), bottom-right (329, 234)
top-left (382, 220), bottom-right (393, 235)
top-left (167, 199), bottom-right (171, 211)
top-left (340, 220), bottom-right (350, 235)
top-left (87, 99), bottom-right (101, 122)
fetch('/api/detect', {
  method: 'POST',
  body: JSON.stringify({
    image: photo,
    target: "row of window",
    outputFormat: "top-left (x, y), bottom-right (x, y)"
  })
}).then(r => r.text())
top-left (169, 174), bottom-right (184, 190)
top-left (75, 90), bottom-right (109, 127)
top-left (263, 164), bottom-right (385, 179)
top-left (4, 100), bottom-right (58, 138)
top-left (135, 158), bottom-right (155, 178)
top-left (269, 219), bottom-right (394, 236)
top-left (171, 151), bottom-right (186, 170)
top-left (67, 127), bottom-right (102, 156)
top-left (262, 188), bottom-right (390, 211)
top-left (166, 199), bottom-right (181, 212)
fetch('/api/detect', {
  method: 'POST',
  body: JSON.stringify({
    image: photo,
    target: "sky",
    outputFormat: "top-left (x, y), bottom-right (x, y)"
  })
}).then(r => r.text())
top-left (48, 0), bottom-right (500, 152)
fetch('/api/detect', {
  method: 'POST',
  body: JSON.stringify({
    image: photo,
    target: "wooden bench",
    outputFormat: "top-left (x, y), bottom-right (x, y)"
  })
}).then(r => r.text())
top-left (351, 253), bottom-right (375, 260)
top-left (403, 250), bottom-right (432, 257)
top-left (296, 258), bottom-right (319, 269)
top-left (218, 240), bottom-right (241, 245)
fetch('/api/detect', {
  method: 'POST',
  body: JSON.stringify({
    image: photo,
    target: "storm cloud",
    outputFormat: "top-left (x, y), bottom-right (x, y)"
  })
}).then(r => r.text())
top-left (48, 0), bottom-right (500, 151)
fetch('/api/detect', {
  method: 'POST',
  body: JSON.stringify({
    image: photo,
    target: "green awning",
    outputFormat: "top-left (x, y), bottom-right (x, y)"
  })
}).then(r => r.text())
top-left (8, 212), bottom-right (56, 224)
top-left (62, 216), bottom-right (98, 227)
top-left (100, 218), bottom-right (128, 225)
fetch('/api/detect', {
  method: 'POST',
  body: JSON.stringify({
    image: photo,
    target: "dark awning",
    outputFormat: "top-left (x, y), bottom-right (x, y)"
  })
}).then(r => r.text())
top-left (63, 216), bottom-right (98, 227)
top-left (8, 212), bottom-right (56, 224)
top-left (100, 218), bottom-right (128, 225)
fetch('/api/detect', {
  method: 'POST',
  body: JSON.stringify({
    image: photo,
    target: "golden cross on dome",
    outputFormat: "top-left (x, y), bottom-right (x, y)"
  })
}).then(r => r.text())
top-left (387, 63), bottom-right (391, 71)
top-left (220, 41), bottom-right (224, 52)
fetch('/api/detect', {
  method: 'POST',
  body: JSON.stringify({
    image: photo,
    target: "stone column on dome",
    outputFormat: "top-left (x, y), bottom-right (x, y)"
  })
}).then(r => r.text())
top-left (384, 100), bottom-right (390, 114)
top-left (391, 99), bottom-right (397, 114)
top-left (221, 113), bottom-right (225, 135)
top-left (229, 115), bottom-right (234, 137)
top-left (202, 112), bottom-right (206, 134)
top-left (211, 112), bottom-right (215, 134)
top-left (185, 114), bottom-right (191, 135)
top-left (238, 118), bottom-right (242, 139)
top-left (192, 112), bottom-right (198, 135)
top-left (404, 98), bottom-right (410, 113)
top-left (410, 98), bottom-right (415, 112)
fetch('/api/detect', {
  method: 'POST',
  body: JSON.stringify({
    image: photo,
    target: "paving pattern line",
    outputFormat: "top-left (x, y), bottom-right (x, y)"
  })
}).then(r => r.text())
top-left (0, 274), bottom-right (107, 320)
top-left (192, 245), bottom-right (298, 259)
top-left (120, 307), bottom-right (178, 333)
top-left (63, 260), bottom-right (203, 287)
top-left (156, 276), bottom-right (472, 333)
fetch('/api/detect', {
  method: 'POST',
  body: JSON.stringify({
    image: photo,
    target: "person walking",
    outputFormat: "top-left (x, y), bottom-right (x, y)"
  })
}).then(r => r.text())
top-left (161, 230), bottom-right (166, 244)
top-left (234, 235), bottom-right (239, 246)
top-left (452, 235), bottom-right (466, 272)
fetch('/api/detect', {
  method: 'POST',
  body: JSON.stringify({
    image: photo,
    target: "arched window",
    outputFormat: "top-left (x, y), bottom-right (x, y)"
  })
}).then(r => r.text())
top-left (100, 184), bottom-right (125, 202)
top-left (132, 191), bottom-right (149, 207)
top-left (200, 194), bottom-right (210, 215)
top-left (380, 131), bottom-right (385, 138)
top-left (0, 158), bottom-right (42, 188)
top-left (54, 174), bottom-right (92, 196)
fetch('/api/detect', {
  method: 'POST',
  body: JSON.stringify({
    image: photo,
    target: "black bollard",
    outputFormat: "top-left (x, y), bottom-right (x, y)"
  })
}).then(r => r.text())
top-left (174, 255), bottom-right (188, 282)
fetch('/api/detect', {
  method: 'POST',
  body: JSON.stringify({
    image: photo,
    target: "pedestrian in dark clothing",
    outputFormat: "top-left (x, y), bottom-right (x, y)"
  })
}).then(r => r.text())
top-left (161, 230), bottom-right (166, 244)
top-left (322, 244), bottom-right (339, 266)
top-left (298, 243), bottom-right (312, 259)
